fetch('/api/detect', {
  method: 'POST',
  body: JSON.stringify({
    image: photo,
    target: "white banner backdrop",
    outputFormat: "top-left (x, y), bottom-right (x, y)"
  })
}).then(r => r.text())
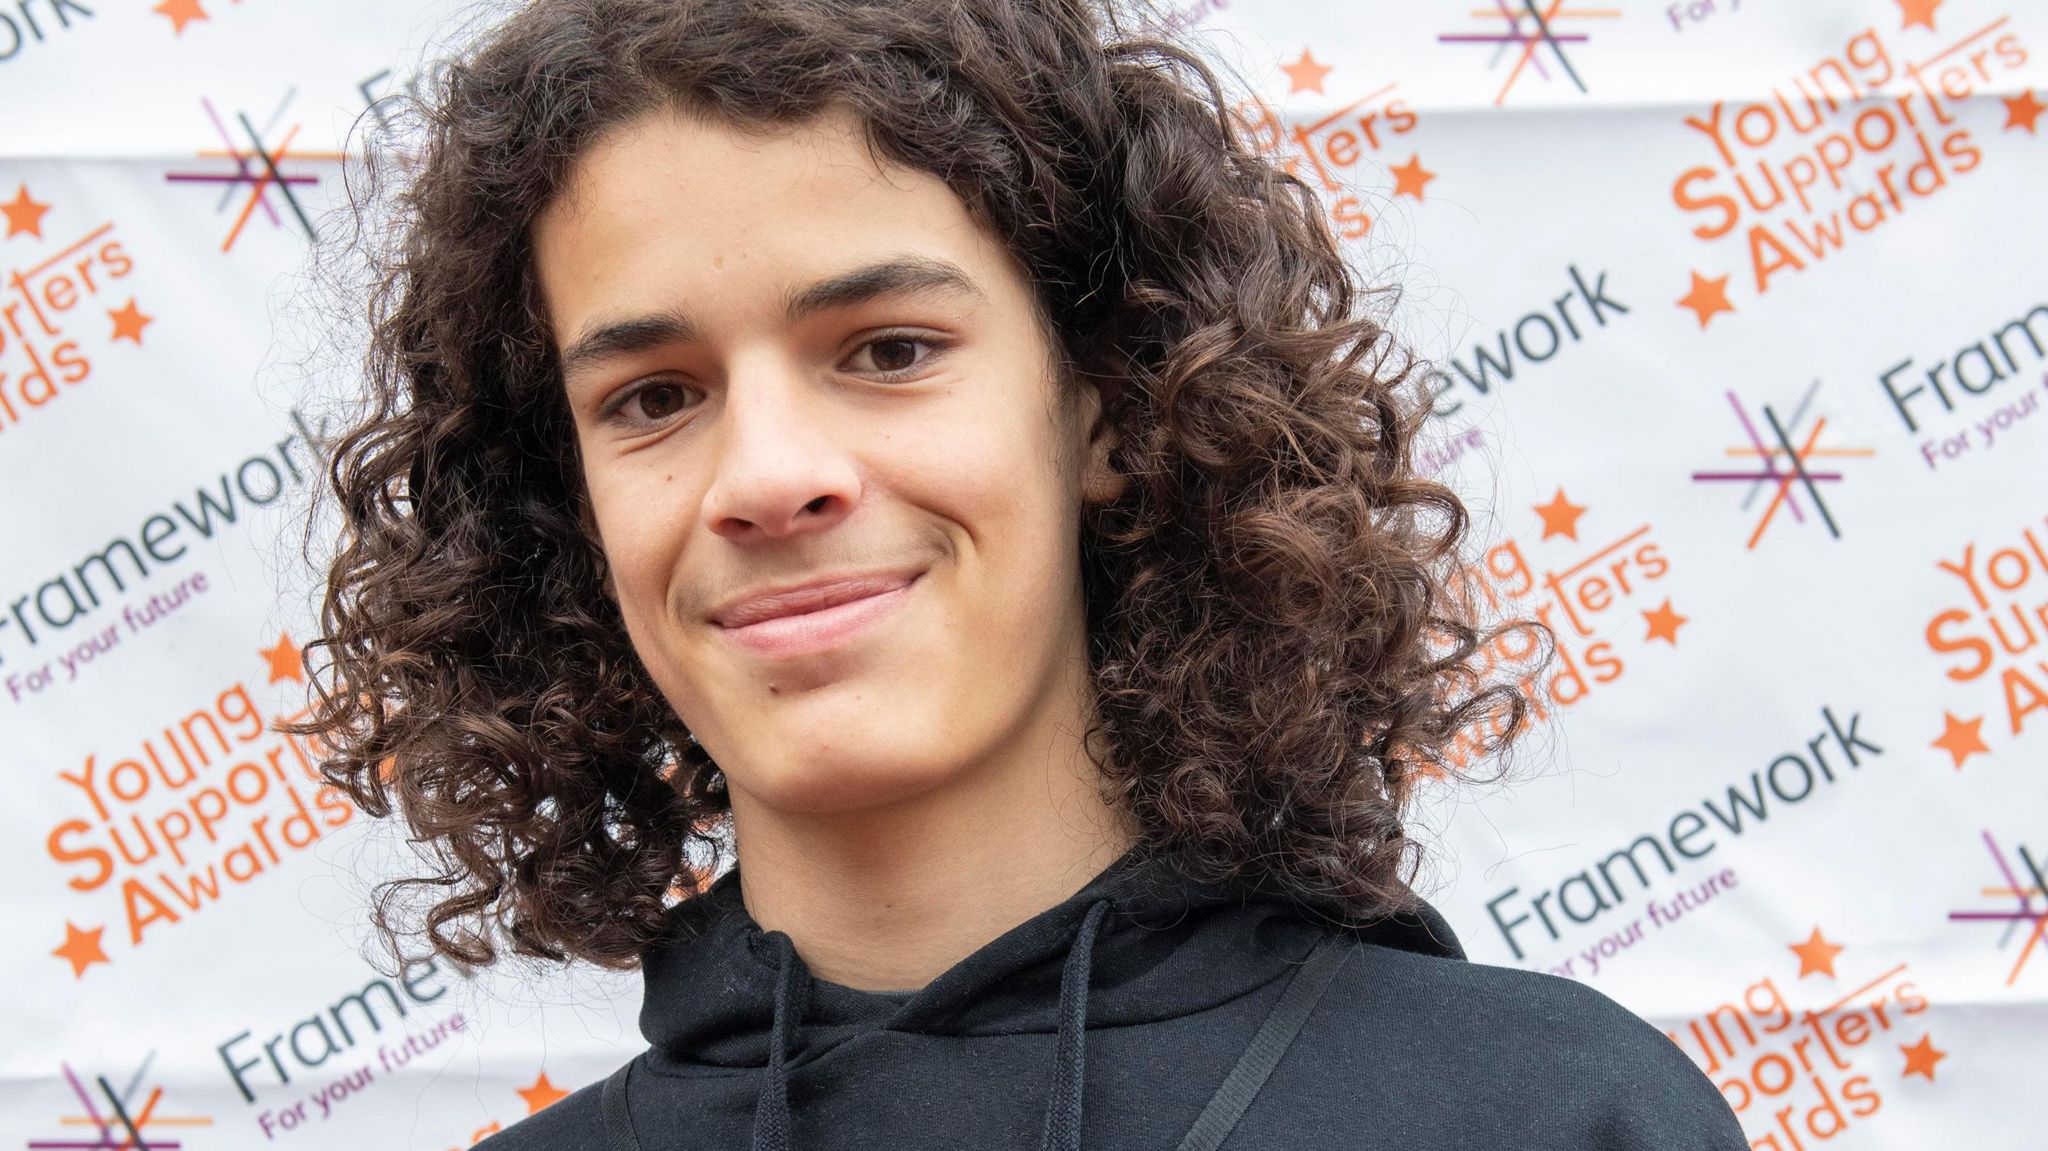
top-left (4, 1), bottom-right (2043, 1147)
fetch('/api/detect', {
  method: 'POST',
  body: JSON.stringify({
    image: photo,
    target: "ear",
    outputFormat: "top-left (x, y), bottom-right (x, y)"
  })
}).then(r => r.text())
top-left (576, 494), bottom-right (620, 603)
top-left (1076, 379), bottom-right (1127, 505)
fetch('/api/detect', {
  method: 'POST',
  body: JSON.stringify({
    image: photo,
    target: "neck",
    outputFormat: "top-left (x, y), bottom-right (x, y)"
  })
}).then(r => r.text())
top-left (726, 719), bottom-right (1135, 992)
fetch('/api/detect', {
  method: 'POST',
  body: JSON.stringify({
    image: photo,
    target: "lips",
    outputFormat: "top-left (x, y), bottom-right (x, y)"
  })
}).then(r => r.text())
top-left (710, 571), bottom-right (920, 629)
top-left (709, 571), bottom-right (922, 660)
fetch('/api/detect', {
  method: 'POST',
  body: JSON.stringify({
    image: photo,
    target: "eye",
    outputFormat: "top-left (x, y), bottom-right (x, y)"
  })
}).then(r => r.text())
top-left (604, 379), bottom-right (696, 429)
top-left (845, 333), bottom-right (946, 379)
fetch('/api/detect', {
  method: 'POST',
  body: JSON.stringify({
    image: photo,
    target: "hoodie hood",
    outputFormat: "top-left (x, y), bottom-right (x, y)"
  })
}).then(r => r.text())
top-left (637, 846), bottom-right (1463, 1151)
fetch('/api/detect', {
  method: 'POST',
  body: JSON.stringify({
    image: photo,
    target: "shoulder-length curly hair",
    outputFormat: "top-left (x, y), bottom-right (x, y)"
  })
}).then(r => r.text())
top-left (287, 0), bottom-right (1556, 973)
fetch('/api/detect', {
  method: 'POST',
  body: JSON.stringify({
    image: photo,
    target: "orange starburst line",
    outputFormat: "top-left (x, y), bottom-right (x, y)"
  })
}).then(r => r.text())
top-left (222, 122), bottom-right (301, 253)
top-left (1744, 415), bottom-right (1827, 550)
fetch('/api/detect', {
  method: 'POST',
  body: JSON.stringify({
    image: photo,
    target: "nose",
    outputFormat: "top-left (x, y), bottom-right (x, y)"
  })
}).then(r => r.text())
top-left (700, 353), bottom-right (862, 542)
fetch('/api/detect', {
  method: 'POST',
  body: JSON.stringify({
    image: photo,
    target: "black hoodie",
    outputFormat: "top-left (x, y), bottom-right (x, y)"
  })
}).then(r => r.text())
top-left (473, 847), bottom-right (1747, 1149)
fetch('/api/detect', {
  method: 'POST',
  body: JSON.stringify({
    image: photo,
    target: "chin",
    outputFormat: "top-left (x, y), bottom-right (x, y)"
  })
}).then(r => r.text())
top-left (741, 747), bottom-right (962, 815)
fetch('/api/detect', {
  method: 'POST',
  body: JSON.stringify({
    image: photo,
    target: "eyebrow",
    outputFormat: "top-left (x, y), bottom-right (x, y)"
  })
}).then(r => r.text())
top-left (556, 255), bottom-right (987, 383)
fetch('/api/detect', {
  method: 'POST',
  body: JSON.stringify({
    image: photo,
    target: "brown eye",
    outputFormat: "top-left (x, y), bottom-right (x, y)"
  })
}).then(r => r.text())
top-left (849, 334), bottom-right (949, 378)
top-left (869, 338), bottom-right (921, 373)
top-left (633, 383), bottom-right (686, 420)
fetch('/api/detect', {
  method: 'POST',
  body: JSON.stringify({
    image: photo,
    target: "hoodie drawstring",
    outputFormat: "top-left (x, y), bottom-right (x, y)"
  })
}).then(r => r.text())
top-left (1039, 898), bottom-right (1111, 1151)
top-left (748, 898), bottom-right (1115, 1151)
top-left (753, 929), bottom-right (811, 1151)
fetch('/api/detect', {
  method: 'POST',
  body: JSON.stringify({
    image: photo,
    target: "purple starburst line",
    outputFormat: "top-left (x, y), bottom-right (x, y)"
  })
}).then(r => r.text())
top-left (39, 1061), bottom-right (133, 1151)
top-left (1724, 388), bottom-right (1810, 524)
top-left (199, 96), bottom-right (282, 228)
top-left (1984, 828), bottom-right (2037, 909)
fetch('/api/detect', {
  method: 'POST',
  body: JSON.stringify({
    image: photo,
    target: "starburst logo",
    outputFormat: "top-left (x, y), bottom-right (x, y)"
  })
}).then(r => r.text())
top-left (1689, 381), bottom-right (1874, 549)
top-left (1948, 829), bottom-right (2048, 985)
top-left (163, 91), bottom-right (346, 254)
top-left (1436, 2), bottom-right (1622, 106)
top-left (26, 1053), bottom-right (213, 1149)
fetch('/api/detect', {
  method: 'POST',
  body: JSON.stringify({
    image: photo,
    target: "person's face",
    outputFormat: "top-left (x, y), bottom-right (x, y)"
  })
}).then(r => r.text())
top-left (533, 105), bottom-right (1122, 815)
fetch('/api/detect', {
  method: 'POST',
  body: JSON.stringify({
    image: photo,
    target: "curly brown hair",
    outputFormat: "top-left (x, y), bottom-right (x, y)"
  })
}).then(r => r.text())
top-left (285, 0), bottom-right (1557, 974)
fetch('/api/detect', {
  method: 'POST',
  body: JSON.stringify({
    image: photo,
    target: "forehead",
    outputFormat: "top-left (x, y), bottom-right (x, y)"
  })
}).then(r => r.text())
top-left (531, 105), bottom-right (1016, 336)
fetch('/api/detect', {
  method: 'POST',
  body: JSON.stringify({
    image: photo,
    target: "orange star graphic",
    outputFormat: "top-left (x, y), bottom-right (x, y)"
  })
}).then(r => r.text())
top-left (517, 1071), bottom-right (570, 1114)
top-left (2003, 90), bottom-right (2045, 133)
top-left (261, 632), bottom-right (305, 684)
top-left (1790, 927), bottom-right (1844, 978)
top-left (3, 183), bottom-right (52, 239)
top-left (54, 921), bottom-right (111, 978)
top-left (1677, 271), bottom-right (1735, 330)
top-left (1931, 711), bottom-right (1989, 769)
top-left (1642, 599), bottom-right (1688, 645)
top-left (1533, 488), bottom-right (1588, 541)
top-left (1389, 154), bottom-right (1436, 201)
top-left (1900, 1033), bottom-right (1946, 1079)
top-left (1894, 0), bottom-right (1942, 31)
top-left (153, 0), bottom-right (209, 34)
top-left (1281, 48), bottom-right (1333, 95)
top-left (109, 298), bottom-right (154, 345)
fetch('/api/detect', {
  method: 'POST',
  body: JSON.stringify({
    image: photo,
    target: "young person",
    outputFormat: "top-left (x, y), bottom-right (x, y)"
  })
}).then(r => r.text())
top-left (290, 0), bottom-right (1749, 1146)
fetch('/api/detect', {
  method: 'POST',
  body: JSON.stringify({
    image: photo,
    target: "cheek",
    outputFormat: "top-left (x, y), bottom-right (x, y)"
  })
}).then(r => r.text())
top-left (899, 384), bottom-right (1072, 506)
top-left (585, 465), bottom-right (691, 626)
top-left (891, 401), bottom-right (1079, 587)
